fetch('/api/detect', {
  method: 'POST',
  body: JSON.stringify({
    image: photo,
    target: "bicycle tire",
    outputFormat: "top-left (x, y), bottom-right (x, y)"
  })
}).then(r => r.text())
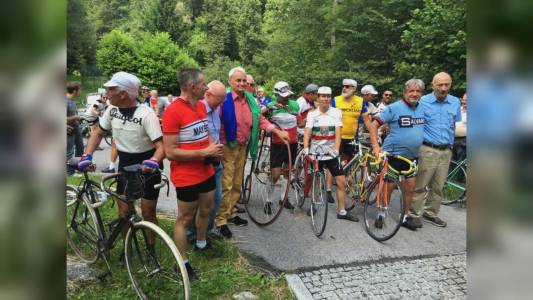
top-left (310, 171), bottom-right (328, 237)
top-left (245, 134), bottom-right (290, 226)
top-left (66, 188), bottom-right (102, 264)
top-left (363, 175), bottom-right (404, 242)
top-left (442, 161), bottom-right (467, 205)
top-left (125, 221), bottom-right (190, 300)
top-left (290, 150), bottom-right (306, 208)
top-left (104, 134), bottom-right (112, 146)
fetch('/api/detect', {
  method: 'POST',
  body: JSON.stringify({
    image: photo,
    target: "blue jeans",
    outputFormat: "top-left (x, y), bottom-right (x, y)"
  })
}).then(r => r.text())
top-left (187, 162), bottom-right (223, 240)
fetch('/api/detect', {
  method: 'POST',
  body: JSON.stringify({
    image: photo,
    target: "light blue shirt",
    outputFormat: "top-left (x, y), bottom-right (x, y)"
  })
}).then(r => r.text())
top-left (202, 100), bottom-right (221, 143)
top-left (378, 100), bottom-right (425, 158)
top-left (420, 92), bottom-right (462, 145)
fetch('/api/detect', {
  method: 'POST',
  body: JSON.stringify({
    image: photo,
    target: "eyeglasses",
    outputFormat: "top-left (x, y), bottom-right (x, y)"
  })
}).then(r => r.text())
top-left (343, 85), bottom-right (354, 89)
top-left (248, 83), bottom-right (255, 87)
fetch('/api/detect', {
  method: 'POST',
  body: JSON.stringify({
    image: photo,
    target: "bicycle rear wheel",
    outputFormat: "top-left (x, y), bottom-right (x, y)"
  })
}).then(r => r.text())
top-left (125, 221), bottom-right (190, 300)
top-left (442, 161), bottom-right (466, 205)
top-left (245, 135), bottom-right (290, 226)
top-left (290, 150), bottom-right (305, 208)
top-left (310, 172), bottom-right (328, 237)
top-left (345, 161), bottom-right (364, 211)
top-left (66, 188), bottom-right (101, 263)
top-left (363, 175), bottom-right (404, 242)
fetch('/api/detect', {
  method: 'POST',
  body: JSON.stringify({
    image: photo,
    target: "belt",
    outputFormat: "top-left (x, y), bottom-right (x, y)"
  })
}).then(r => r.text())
top-left (423, 141), bottom-right (452, 150)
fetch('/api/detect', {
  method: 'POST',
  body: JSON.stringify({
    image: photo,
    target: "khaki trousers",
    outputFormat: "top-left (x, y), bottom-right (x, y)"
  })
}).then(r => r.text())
top-left (409, 145), bottom-right (452, 218)
top-left (215, 144), bottom-right (247, 226)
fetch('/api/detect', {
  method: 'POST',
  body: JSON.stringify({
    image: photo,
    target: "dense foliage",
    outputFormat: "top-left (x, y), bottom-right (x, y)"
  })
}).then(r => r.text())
top-left (68, 0), bottom-right (466, 96)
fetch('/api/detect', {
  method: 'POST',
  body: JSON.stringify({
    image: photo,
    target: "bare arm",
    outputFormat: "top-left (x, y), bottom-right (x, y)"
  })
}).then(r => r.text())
top-left (303, 127), bottom-right (312, 149)
top-left (368, 120), bottom-right (382, 157)
top-left (334, 126), bottom-right (341, 152)
top-left (151, 139), bottom-right (165, 162)
top-left (163, 134), bottom-right (223, 161)
top-left (84, 126), bottom-right (104, 155)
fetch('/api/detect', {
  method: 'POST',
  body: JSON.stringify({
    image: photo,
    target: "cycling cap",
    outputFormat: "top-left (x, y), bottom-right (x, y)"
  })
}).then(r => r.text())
top-left (361, 84), bottom-right (378, 95)
top-left (274, 81), bottom-right (294, 97)
top-left (317, 86), bottom-right (332, 95)
top-left (104, 72), bottom-right (141, 96)
top-left (304, 84), bottom-right (319, 93)
top-left (342, 79), bottom-right (357, 87)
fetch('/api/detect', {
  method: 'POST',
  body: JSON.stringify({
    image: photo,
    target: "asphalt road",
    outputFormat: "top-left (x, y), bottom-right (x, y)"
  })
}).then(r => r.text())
top-left (91, 141), bottom-right (466, 274)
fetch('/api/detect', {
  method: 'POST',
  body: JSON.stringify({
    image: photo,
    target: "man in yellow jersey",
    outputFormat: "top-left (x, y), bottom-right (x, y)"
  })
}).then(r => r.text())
top-left (329, 78), bottom-right (373, 205)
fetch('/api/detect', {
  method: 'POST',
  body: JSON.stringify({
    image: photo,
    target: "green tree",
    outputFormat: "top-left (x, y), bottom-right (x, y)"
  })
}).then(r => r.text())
top-left (67, 0), bottom-right (97, 74)
top-left (394, 0), bottom-right (466, 93)
top-left (96, 30), bottom-right (197, 93)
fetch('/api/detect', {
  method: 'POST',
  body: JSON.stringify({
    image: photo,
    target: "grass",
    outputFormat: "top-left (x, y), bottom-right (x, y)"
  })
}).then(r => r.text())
top-left (66, 174), bottom-right (294, 300)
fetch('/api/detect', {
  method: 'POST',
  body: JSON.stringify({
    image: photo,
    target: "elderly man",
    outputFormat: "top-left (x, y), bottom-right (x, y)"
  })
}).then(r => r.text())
top-left (246, 74), bottom-right (256, 95)
top-left (162, 68), bottom-right (224, 279)
top-left (215, 67), bottom-right (289, 239)
top-left (78, 71), bottom-right (164, 259)
top-left (409, 72), bottom-right (462, 228)
top-left (369, 79), bottom-right (427, 231)
top-left (187, 80), bottom-right (227, 241)
top-left (361, 84), bottom-right (379, 117)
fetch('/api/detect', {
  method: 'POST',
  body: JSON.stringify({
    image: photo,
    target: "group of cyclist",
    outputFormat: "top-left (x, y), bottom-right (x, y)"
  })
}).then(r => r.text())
top-left (69, 66), bottom-right (464, 280)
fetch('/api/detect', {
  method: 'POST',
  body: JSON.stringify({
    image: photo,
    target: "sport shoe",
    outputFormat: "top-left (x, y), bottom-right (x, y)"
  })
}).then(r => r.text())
top-left (327, 191), bottom-right (335, 203)
top-left (422, 213), bottom-right (447, 227)
top-left (217, 225), bottom-right (232, 239)
top-left (264, 202), bottom-right (273, 215)
top-left (401, 216), bottom-right (418, 231)
top-left (337, 212), bottom-right (359, 222)
top-left (413, 217), bottom-right (423, 228)
top-left (281, 200), bottom-right (294, 210)
top-left (184, 262), bottom-right (198, 281)
top-left (193, 242), bottom-right (212, 251)
top-left (102, 167), bottom-right (115, 173)
top-left (228, 216), bottom-right (248, 227)
top-left (374, 215), bottom-right (384, 229)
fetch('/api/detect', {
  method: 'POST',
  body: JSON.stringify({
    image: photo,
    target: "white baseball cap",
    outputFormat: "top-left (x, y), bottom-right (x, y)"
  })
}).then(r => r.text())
top-left (342, 79), bottom-right (357, 87)
top-left (317, 86), bottom-right (332, 95)
top-left (361, 84), bottom-right (378, 95)
top-left (274, 81), bottom-right (294, 98)
top-left (103, 71), bottom-right (141, 96)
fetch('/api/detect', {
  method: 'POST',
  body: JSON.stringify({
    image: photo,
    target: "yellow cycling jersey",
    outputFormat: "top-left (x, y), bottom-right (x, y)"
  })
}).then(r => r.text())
top-left (334, 95), bottom-right (368, 139)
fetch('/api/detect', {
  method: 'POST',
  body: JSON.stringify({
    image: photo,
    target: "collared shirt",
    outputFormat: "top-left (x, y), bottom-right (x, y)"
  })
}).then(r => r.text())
top-left (219, 91), bottom-right (275, 145)
top-left (201, 99), bottom-right (221, 143)
top-left (420, 92), bottom-right (462, 145)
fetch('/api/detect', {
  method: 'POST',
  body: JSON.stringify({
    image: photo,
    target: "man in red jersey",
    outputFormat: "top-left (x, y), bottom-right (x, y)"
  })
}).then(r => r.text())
top-left (162, 68), bottom-right (224, 280)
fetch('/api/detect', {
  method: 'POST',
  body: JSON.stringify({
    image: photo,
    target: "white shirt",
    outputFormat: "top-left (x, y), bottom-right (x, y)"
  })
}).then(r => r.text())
top-left (99, 104), bottom-right (162, 153)
top-left (305, 107), bottom-right (342, 160)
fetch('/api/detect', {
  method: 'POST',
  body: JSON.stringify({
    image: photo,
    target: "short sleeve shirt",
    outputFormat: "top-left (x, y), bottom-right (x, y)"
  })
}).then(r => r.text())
top-left (268, 99), bottom-right (300, 144)
top-left (99, 104), bottom-right (162, 153)
top-left (334, 95), bottom-right (367, 139)
top-left (376, 100), bottom-right (425, 158)
top-left (67, 99), bottom-right (79, 127)
top-left (162, 98), bottom-right (214, 187)
top-left (306, 107), bottom-right (342, 160)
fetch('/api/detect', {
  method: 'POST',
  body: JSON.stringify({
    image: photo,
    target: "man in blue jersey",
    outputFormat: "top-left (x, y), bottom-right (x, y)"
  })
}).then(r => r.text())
top-left (409, 72), bottom-right (462, 228)
top-left (369, 79), bottom-right (426, 231)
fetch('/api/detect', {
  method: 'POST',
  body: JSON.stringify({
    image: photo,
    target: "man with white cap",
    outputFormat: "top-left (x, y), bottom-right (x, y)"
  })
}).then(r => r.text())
top-left (78, 71), bottom-right (165, 256)
top-left (332, 79), bottom-right (372, 205)
top-left (303, 86), bottom-right (358, 222)
top-left (361, 84), bottom-right (379, 117)
top-left (264, 81), bottom-right (304, 211)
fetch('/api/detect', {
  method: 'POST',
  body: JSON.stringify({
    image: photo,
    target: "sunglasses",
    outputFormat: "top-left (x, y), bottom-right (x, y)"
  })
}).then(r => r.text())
top-left (343, 85), bottom-right (354, 89)
top-left (384, 94), bottom-right (393, 97)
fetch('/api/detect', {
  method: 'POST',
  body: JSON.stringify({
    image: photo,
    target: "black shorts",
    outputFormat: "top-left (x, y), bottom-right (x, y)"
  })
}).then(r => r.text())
top-left (340, 139), bottom-right (356, 158)
top-left (319, 158), bottom-right (344, 177)
top-left (270, 143), bottom-right (298, 168)
top-left (175, 175), bottom-right (216, 202)
top-left (116, 149), bottom-right (162, 201)
top-left (387, 156), bottom-right (417, 179)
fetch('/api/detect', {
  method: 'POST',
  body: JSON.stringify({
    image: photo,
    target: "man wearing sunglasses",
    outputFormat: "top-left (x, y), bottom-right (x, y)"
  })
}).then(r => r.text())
top-left (377, 90), bottom-right (394, 113)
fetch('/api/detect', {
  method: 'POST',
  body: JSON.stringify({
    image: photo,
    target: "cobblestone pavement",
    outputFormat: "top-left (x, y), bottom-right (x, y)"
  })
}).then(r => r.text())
top-left (296, 253), bottom-right (466, 300)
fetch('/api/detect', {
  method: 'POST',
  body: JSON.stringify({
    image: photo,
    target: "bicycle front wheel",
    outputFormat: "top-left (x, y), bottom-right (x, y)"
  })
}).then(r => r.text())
top-left (245, 135), bottom-right (288, 226)
top-left (290, 150), bottom-right (305, 208)
top-left (363, 175), bottom-right (404, 242)
top-left (442, 161), bottom-right (467, 205)
top-left (310, 172), bottom-right (328, 237)
top-left (66, 188), bottom-right (101, 264)
top-left (125, 221), bottom-right (190, 300)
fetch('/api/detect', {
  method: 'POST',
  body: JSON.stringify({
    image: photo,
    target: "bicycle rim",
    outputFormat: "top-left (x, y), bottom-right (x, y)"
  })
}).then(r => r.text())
top-left (125, 221), bottom-right (190, 300)
top-left (363, 176), bottom-right (404, 242)
top-left (66, 190), bottom-right (101, 263)
top-left (310, 172), bottom-right (328, 237)
top-left (291, 152), bottom-right (305, 208)
top-left (442, 161), bottom-right (466, 205)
